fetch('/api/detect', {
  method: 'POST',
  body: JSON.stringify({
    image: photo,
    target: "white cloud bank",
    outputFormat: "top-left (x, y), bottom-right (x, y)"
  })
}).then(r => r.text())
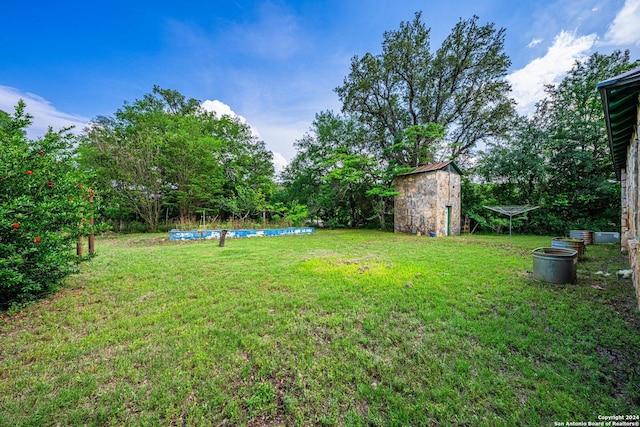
top-left (604, 0), bottom-right (640, 45)
top-left (508, 0), bottom-right (640, 116)
top-left (0, 85), bottom-right (89, 138)
top-left (507, 31), bottom-right (597, 115)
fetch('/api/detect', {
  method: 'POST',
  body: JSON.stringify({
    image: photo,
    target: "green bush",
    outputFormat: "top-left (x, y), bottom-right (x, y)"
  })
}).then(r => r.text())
top-left (0, 102), bottom-right (93, 307)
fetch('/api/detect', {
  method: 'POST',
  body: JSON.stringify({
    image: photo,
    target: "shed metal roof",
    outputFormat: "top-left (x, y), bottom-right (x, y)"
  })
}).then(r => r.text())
top-left (597, 66), bottom-right (640, 180)
top-left (396, 160), bottom-right (462, 177)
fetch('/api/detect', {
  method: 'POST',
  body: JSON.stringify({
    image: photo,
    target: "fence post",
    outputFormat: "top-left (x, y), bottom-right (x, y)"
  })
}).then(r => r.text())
top-left (88, 223), bottom-right (95, 255)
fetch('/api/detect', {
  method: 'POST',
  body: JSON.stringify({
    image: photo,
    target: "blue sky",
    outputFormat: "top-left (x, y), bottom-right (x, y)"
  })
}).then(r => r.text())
top-left (2, 0), bottom-right (639, 170)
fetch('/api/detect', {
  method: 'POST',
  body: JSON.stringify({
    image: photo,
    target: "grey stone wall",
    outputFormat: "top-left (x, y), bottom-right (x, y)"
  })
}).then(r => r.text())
top-left (623, 99), bottom-right (640, 308)
top-left (393, 169), bottom-right (461, 236)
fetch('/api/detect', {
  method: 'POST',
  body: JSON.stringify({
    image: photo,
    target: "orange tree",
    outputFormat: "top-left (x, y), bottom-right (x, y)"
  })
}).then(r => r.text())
top-left (0, 101), bottom-right (94, 307)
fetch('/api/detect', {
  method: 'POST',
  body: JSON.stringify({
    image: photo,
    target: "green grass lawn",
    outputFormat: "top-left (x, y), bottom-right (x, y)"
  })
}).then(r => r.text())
top-left (1, 230), bottom-right (639, 426)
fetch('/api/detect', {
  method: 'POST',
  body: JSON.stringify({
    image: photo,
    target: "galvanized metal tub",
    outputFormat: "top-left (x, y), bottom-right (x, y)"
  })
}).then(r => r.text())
top-left (532, 247), bottom-right (578, 284)
top-left (594, 232), bottom-right (620, 244)
top-left (551, 237), bottom-right (585, 257)
top-left (569, 230), bottom-right (594, 245)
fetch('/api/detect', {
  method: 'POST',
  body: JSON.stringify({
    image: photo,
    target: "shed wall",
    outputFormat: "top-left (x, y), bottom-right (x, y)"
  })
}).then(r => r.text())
top-left (622, 98), bottom-right (640, 308)
top-left (393, 169), bottom-right (461, 236)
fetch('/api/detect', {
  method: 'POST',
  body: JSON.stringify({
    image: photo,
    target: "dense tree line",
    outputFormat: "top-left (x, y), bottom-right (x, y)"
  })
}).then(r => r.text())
top-left (470, 50), bottom-right (639, 235)
top-left (282, 13), bottom-right (638, 235)
top-left (282, 13), bottom-right (515, 229)
top-left (280, 111), bottom-right (398, 228)
top-left (6, 12), bottom-right (637, 246)
top-left (73, 13), bottom-right (638, 236)
top-left (78, 86), bottom-right (278, 232)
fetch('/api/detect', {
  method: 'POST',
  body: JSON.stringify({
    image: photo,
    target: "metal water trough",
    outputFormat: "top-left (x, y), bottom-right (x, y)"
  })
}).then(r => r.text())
top-left (551, 237), bottom-right (585, 257)
top-left (169, 227), bottom-right (315, 241)
top-left (594, 232), bottom-right (620, 244)
top-left (532, 247), bottom-right (578, 284)
top-left (569, 230), bottom-right (594, 245)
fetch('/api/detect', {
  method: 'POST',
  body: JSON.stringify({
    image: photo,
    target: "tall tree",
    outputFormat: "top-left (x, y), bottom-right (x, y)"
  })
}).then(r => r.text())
top-left (537, 51), bottom-right (638, 231)
top-left (336, 13), bottom-right (515, 166)
top-left (82, 102), bottom-right (167, 232)
top-left (476, 115), bottom-right (548, 204)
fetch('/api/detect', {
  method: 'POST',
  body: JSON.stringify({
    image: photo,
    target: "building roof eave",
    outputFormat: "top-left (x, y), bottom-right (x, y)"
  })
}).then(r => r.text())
top-left (597, 66), bottom-right (640, 181)
top-left (396, 160), bottom-right (463, 177)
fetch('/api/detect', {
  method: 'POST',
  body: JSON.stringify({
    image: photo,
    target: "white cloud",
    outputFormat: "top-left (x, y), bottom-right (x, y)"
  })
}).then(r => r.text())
top-left (247, 113), bottom-right (313, 162)
top-left (201, 98), bottom-right (259, 136)
top-left (603, 0), bottom-right (640, 45)
top-left (0, 85), bottom-right (89, 138)
top-left (272, 152), bottom-right (289, 174)
top-left (201, 99), bottom-right (244, 120)
top-left (527, 38), bottom-right (543, 48)
top-left (507, 30), bottom-right (597, 115)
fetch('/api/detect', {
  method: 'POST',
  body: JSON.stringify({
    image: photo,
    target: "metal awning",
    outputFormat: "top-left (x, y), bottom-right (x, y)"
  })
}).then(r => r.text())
top-left (597, 67), bottom-right (640, 180)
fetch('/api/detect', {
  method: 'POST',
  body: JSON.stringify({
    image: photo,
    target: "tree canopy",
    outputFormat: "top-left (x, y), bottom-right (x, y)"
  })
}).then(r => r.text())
top-left (20, 14), bottom-right (634, 236)
top-left (335, 12), bottom-right (515, 167)
top-left (473, 50), bottom-right (639, 234)
top-left (79, 86), bottom-right (275, 231)
top-left (284, 15), bottom-right (638, 234)
top-left (284, 12), bottom-right (517, 230)
top-left (282, 111), bottom-right (395, 228)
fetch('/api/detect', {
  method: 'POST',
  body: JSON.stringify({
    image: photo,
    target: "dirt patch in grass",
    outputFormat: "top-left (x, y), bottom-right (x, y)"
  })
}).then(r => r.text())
top-left (596, 344), bottom-right (640, 405)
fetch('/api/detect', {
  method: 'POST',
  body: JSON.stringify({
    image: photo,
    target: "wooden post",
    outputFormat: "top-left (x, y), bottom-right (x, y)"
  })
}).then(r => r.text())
top-left (76, 237), bottom-right (83, 256)
top-left (463, 214), bottom-right (470, 234)
top-left (219, 229), bottom-right (227, 247)
top-left (88, 218), bottom-right (95, 255)
top-left (88, 195), bottom-right (95, 255)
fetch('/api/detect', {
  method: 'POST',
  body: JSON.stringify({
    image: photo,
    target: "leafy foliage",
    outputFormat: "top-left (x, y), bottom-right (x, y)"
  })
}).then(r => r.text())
top-left (79, 87), bottom-right (275, 231)
top-left (0, 102), bottom-right (93, 306)
top-left (336, 12), bottom-right (515, 164)
top-left (472, 51), bottom-right (638, 235)
top-left (283, 13), bottom-right (515, 230)
top-left (282, 111), bottom-right (398, 229)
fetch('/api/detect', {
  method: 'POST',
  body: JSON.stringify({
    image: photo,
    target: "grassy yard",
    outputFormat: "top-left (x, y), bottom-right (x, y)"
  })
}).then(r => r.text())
top-left (1, 230), bottom-right (639, 426)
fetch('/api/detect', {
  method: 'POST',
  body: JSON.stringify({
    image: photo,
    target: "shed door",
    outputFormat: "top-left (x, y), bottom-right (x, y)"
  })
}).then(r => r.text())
top-left (446, 206), bottom-right (451, 236)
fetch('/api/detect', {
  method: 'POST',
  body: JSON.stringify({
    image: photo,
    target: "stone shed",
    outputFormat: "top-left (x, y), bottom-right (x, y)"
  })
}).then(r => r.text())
top-left (598, 66), bottom-right (640, 309)
top-left (393, 160), bottom-right (462, 236)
